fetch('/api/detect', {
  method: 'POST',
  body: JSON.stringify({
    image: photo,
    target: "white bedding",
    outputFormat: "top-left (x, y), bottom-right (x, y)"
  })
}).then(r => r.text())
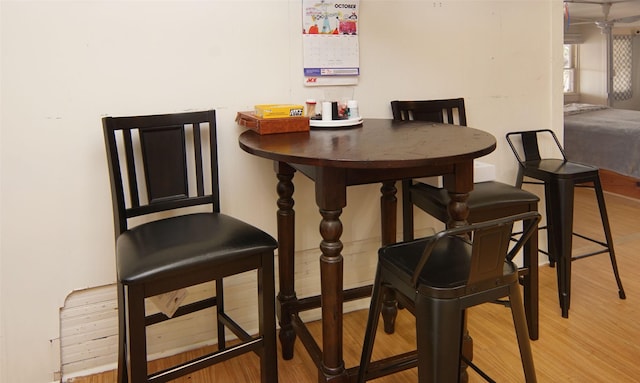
top-left (563, 103), bottom-right (609, 115)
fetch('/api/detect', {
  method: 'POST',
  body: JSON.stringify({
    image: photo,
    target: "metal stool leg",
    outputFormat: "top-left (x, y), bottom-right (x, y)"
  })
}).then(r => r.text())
top-left (357, 267), bottom-right (385, 383)
top-left (593, 177), bottom-right (626, 299)
top-left (509, 283), bottom-right (537, 383)
top-left (415, 295), bottom-right (462, 383)
top-left (543, 182), bottom-right (558, 268)
top-left (547, 179), bottom-right (574, 318)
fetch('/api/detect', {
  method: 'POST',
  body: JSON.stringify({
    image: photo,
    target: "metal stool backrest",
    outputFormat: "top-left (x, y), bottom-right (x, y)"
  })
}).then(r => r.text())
top-left (410, 211), bottom-right (541, 290)
top-left (506, 128), bottom-right (568, 166)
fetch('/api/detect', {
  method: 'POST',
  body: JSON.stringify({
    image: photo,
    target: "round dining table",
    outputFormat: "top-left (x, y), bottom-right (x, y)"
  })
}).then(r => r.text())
top-left (239, 118), bottom-right (497, 382)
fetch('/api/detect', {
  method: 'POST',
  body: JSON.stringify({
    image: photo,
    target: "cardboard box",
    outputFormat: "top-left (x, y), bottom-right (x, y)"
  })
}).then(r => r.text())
top-left (236, 111), bottom-right (309, 135)
top-left (254, 104), bottom-right (305, 119)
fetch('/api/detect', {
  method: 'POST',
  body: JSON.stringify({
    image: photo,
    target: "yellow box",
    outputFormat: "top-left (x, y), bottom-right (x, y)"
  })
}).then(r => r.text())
top-left (254, 104), bottom-right (305, 119)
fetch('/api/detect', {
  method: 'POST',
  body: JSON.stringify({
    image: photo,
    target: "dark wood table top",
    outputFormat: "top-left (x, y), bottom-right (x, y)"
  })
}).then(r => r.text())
top-left (238, 118), bottom-right (496, 170)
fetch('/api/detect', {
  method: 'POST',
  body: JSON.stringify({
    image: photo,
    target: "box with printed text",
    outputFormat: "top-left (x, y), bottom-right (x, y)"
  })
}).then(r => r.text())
top-left (254, 104), bottom-right (305, 119)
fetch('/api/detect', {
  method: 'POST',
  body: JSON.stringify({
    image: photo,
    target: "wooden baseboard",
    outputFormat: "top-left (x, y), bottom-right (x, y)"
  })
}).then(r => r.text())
top-left (598, 169), bottom-right (640, 200)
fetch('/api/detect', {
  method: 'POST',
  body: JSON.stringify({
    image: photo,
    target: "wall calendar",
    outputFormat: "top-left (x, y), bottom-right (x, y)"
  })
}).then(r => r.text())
top-left (302, 0), bottom-right (360, 86)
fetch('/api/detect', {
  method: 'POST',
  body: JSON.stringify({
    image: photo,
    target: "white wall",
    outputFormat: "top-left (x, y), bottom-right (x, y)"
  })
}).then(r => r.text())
top-left (0, 1), bottom-right (563, 382)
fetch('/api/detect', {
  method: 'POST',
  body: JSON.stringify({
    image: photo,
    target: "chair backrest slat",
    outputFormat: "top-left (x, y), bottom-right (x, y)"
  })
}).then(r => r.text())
top-left (192, 122), bottom-right (205, 197)
top-left (122, 128), bottom-right (140, 208)
top-left (103, 110), bottom-right (218, 237)
top-left (139, 124), bottom-right (189, 204)
top-left (391, 98), bottom-right (467, 126)
top-left (521, 131), bottom-right (542, 162)
top-left (467, 221), bottom-right (514, 286)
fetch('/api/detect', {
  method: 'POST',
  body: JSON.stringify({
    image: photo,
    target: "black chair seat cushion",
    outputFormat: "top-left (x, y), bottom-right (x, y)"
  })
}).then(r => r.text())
top-left (523, 159), bottom-right (599, 180)
top-left (380, 235), bottom-right (517, 298)
top-left (381, 236), bottom-right (471, 288)
top-left (410, 181), bottom-right (539, 223)
top-left (117, 212), bottom-right (277, 285)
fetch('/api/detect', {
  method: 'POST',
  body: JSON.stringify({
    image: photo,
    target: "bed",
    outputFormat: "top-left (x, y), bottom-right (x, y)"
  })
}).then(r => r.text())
top-left (564, 103), bottom-right (640, 179)
top-left (564, 103), bottom-right (640, 199)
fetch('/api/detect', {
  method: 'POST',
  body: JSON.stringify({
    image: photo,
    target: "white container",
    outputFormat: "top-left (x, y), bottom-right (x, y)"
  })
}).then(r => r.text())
top-left (322, 101), bottom-right (332, 121)
top-left (347, 100), bottom-right (359, 118)
top-left (415, 161), bottom-right (497, 187)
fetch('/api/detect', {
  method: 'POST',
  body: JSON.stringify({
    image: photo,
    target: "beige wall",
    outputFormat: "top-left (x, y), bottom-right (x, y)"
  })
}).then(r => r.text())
top-left (0, 1), bottom-right (563, 382)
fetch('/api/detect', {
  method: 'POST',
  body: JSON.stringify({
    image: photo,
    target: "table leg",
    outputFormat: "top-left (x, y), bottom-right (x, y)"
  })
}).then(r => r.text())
top-left (443, 163), bottom-right (473, 229)
top-left (445, 191), bottom-right (471, 229)
top-left (451, 189), bottom-right (473, 383)
top-left (380, 181), bottom-right (398, 334)
top-left (444, 166), bottom-right (473, 383)
top-left (316, 169), bottom-right (348, 382)
top-left (380, 181), bottom-right (398, 245)
top-left (319, 207), bottom-right (346, 380)
top-left (275, 162), bottom-right (297, 359)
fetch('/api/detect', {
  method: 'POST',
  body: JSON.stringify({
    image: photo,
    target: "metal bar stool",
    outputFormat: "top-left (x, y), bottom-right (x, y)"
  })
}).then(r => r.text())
top-left (506, 129), bottom-right (625, 318)
top-left (358, 212), bottom-right (541, 383)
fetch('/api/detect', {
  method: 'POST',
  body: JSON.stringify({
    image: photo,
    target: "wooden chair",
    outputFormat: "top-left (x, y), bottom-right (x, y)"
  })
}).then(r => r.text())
top-left (392, 99), bottom-right (541, 338)
top-left (358, 212), bottom-right (541, 383)
top-left (103, 110), bottom-right (278, 383)
top-left (391, 99), bottom-right (539, 238)
top-left (506, 129), bottom-right (625, 318)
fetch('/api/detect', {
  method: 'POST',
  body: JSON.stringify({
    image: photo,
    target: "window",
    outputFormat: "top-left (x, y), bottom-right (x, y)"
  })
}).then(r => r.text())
top-left (563, 44), bottom-right (577, 94)
top-left (612, 34), bottom-right (633, 101)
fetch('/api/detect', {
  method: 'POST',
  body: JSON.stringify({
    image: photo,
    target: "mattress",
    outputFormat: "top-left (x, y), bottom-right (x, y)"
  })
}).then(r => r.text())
top-left (564, 103), bottom-right (640, 179)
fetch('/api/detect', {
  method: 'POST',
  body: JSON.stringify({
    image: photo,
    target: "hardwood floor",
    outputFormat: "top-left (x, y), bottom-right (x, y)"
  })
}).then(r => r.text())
top-left (69, 188), bottom-right (640, 383)
top-left (599, 169), bottom-right (640, 200)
